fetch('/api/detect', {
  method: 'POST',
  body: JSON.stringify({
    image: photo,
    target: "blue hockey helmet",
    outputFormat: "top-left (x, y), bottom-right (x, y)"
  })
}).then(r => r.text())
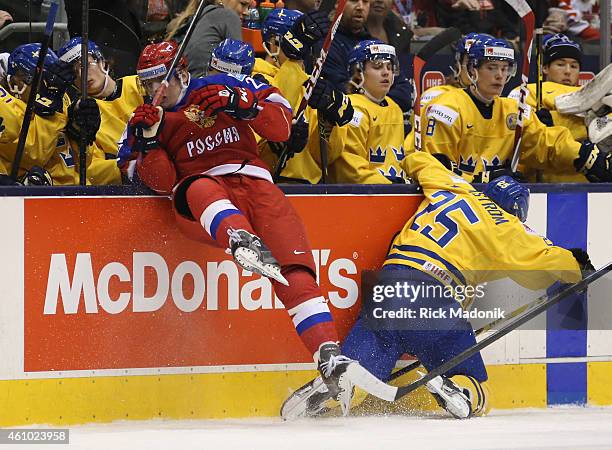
top-left (209, 38), bottom-right (255, 76)
top-left (262, 8), bottom-right (303, 42)
top-left (483, 175), bottom-right (530, 222)
top-left (348, 39), bottom-right (399, 76)
top-left (454, 33), bottom-right (493, 64)
top-left (543, 33), bottom-right (582, 66)
top-left (467, 36), bottom-right (517, 79)
top-left (7, 43), bottom-right (59, 85)
top-left (57, 36), bottom-right (105, 64)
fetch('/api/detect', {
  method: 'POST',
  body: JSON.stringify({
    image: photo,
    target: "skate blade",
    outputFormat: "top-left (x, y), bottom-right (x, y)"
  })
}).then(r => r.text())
top-left (234, 248), bottom-right (289, 286)
top-left (281, 378), bottom-right (327, 421)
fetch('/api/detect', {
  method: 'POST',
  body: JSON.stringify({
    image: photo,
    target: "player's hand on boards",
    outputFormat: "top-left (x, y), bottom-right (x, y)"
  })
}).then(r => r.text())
top-left (307, 78), bottom-right (354, 127)
top-left (574, 140), bottom-right (612, 182)
top-left (189, 84), bottom-right (259, 120)
top-left (66, 98), bottom-right (101, 146)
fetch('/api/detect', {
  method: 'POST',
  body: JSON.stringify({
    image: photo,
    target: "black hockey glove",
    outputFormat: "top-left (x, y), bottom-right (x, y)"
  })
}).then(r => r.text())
top-left (66, 98), bottom-right (101, 146)
top-left (536, 108), bottom-right (554, 127)
top-left (569, 248), bottom-right (595, 277)
top-left (285, 115), bottom-right (309, 156)
top-left (308, 79), bottom-right (354, 126)
top-left (19, 166), bottom-right (53, 186)
top-left (281, 10), bottom-right (329, 60)
top-left (35, 61), bottom-right (75, 116)
top-left (432, 153), bottom-right (463, 176)
top-left (574, 140), bottom-right (612, 182)
top-left (472, 166), bottom-right (526, 183)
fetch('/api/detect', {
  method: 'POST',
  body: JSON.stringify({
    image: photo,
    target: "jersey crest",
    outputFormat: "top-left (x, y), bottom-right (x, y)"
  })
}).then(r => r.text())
top-left (183, 105), bottom-right (216, 128)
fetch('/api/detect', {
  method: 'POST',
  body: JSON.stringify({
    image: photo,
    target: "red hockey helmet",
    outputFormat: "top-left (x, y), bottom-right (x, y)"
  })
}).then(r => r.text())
top-left (136, 40), bottom-right (187, 81)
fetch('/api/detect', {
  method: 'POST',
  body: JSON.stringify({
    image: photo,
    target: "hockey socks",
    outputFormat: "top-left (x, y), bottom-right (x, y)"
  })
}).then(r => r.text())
top-left (276, 267), bottom-right (339, 355)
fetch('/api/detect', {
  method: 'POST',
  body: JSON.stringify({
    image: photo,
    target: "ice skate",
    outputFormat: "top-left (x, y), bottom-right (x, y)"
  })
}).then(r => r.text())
top-left (316, 343), bottom-right (355, 417)
top-left (280, 377), bottom-right (334, 420)
top-left (555, 63), bottom-right (612, 114)
top-left (228, 229), bottom-right (289, 286)
top-left (425, 374), bottom-right (472, 419)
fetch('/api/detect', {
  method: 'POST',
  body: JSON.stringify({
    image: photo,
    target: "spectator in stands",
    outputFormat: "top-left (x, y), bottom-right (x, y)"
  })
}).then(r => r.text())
top-left (166, 0), bottom-right (242, 77)
top-left (223, 0), bottom-right (253, 20)
top-left (283, 0), bottom-right (318, 13)
top-left (366, 0), bottom-right (411, 81)
top-left (543, 0), bottom-right (601, 41)
top-left (311, 0), bottom-right (412, 112)
top-left (412, 0), bottom-right (519, 44)
top-left (0, 10), bottom-right (12, 29)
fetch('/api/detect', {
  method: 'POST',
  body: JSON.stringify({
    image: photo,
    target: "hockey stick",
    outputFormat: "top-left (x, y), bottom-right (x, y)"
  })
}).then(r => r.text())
top-left (347, 261), bottom-right (612, 402)
top-left (78, 0), bottom-right (89, 186)
top-left (273, 0), bottom-right (348, 181)
top-left (10, 1), bottom-right (59, 181)
top-left (534, 27), bottom-right (544, 183)
top-left (507, 0), bottom-right (535, 172)
top-left (386, 278), bottom-right (574, 382)
top-left (151, 0), bottom-right (206, 107)
top-left (413, 28), bottom-right (461, 151)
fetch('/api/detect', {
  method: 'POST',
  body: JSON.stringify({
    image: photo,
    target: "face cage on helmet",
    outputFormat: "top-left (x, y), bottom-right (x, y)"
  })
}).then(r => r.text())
top-left (514, 195), bottom-right (529, 223)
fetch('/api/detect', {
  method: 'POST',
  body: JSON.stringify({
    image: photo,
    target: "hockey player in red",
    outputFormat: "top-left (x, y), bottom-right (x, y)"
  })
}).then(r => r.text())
top-left (123, 41), bottom-right (354, 406)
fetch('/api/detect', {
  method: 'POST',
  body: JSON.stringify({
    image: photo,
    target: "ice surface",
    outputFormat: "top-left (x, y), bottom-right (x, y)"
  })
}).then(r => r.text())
top-left (34, 407), bottom-right (612, 450)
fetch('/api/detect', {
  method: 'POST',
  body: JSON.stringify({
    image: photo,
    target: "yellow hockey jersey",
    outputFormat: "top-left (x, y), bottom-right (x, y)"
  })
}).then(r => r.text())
top-left (421, 88), bottom-right (582, 182)
top-left (258, 59), bottom-right (327, 184)
top-left (0, 85), bottom-right (77, 183)
top-left (329, 93), bottom-right (407, 184)
top-left (252, 57), bottom-right (279, 84)
top-left (386, 151), bottom-right (581, 289)
top-left (404, 84), bottom-right (459, 154)
top-left (508, 82), bottom-right (586, 182)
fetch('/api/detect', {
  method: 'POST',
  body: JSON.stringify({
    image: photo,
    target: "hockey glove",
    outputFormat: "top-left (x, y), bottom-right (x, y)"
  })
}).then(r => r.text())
top-left (189, 84), bottom-right (259, 120)
top-left (307, 79), bottom-right (354, 127)
top-left (472, 166), bottom-right (526, 183)
top-left (536, 108), bottom-right (554, 127)
top-left (569, 248), bottom-right (595, 277)
top-left (0, 174), bottom-right (20, 186)
top-left (574, 140), bottom-right (612, 182)
top-left (34, 61), bottom-right (75, 116)
top-left (66, 98), bottom-right (101, 146)
top-left (280, 11), bottom-right (330, 60)
top-left (285, 115), bottom-right (309, 156)
top-left (19, 166), bottom-right (53, 186)
top-left (128, 104), bottom-right (164, 154)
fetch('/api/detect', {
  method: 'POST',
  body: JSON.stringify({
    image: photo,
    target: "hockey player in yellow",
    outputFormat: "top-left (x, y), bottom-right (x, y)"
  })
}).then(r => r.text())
top-left (0, 43), bottom-right (95, 185)
top-left (508, 34), bottom-right (586, 182)
top-left (404, 32), bottom-right (489, 153)
top-left (58, 37), bottom-right (144, 185)
top-left (421, 36), bottom-right (612, 183)
top-left (324, 40), bottom-right (407, 184)
top-left (257, 10), bottom-right (354, 184)
top-left (282, 151), bottom-right (590, 420)
top-left (252, 8), bottom-right (303, 84)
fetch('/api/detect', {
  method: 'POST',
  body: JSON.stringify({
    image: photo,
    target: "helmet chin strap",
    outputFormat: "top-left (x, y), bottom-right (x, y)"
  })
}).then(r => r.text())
top-left (263, 39), bottom-right (281, 67)
top-left (362, 87), bottom-right (385, 104)
top-left (467, 68), bottom-right (495, 104)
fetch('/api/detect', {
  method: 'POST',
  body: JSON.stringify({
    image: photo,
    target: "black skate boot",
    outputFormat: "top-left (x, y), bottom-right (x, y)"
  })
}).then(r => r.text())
top-left (425, 375), bottom-right (472, 419)
top-left (316, 343), bottom-right (355, 416)
top-left (228, 229), bottom-right (289, 286)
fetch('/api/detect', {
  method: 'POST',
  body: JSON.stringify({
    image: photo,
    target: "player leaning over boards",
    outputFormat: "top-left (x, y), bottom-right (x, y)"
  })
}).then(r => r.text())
top-left (282, 151), bottom-right (593, 420)
top-left (118, 41), bottom-right (360, 408)
top-left (0, 43), bottom-right (96, 185)
top-left (316, 39), bottom-right (408, 184)
top-left (508, 34), bottom-right (586, 182)
top-left (58, 37), bottom-right (144, 185)
top-left (420, 36), bottom-right (612, 183)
